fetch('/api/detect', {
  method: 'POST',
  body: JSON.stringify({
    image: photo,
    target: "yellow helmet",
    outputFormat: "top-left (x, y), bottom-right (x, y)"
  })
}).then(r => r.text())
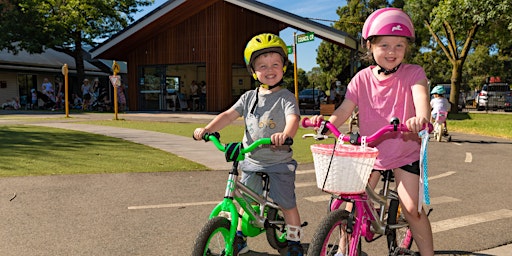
top-left (244, 33), bottom-right (288, 74)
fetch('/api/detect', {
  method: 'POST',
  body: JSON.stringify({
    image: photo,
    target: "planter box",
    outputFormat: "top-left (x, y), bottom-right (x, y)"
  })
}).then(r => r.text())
top-left (320, 104), bottom-right (335, 115)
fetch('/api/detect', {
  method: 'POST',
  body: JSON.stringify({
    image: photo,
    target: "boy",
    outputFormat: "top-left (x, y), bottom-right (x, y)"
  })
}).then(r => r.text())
top-left (193, 33), bottom-right (303, 255)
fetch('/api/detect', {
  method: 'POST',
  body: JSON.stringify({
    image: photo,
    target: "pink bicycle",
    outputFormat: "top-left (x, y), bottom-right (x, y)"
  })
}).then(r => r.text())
top-left (302, 117), bottom-right (432, 256)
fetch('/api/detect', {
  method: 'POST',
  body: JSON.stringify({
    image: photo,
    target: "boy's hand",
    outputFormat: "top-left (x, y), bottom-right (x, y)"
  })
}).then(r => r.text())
top-left (193, 128), bottom-right (208, 141)
top-left (271, 132), bottom-right (289, 146)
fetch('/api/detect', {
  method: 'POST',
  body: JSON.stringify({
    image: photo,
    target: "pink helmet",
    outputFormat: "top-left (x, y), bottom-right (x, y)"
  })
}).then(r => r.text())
top-left (362, 7), bottom-right (415, 40)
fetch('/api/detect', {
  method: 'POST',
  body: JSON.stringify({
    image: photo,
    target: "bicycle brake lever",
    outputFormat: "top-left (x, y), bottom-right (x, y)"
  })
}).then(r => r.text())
top-left (302, 134), bottom-right (329, 140)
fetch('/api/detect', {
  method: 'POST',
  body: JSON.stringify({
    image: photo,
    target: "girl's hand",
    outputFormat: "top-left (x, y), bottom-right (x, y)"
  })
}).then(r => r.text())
top-left (270, 132), bottom-right (289, 146)
top-left (308, 115), bottom-right (325, 130)
top-left (405, 116), bottom-right (429, 133)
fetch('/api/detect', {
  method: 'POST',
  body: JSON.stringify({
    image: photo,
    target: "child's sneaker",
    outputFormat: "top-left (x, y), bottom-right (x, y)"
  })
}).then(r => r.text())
top-left (286, 241), bottom-right (304, 256)
top-left (233, 235), bottom-right (249, 255)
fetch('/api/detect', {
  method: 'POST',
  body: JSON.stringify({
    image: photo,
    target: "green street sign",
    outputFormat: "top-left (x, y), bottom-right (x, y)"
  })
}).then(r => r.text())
top-left (296, 32), bottom-right (314, 44)
top-left (287, 46), bottom-right (293, 54)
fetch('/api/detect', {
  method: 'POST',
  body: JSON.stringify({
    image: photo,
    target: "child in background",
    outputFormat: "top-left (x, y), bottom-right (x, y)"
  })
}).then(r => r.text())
top-left (193, 33), bottom-right (304, 256)
top-left (308, 8), bottom-right (434, 256)
top-left (430, 85), bottom-right (451, 135)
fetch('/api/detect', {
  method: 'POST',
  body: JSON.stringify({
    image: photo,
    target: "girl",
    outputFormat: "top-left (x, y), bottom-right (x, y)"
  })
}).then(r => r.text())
top-left (308, 8), bottom-right (434, 256)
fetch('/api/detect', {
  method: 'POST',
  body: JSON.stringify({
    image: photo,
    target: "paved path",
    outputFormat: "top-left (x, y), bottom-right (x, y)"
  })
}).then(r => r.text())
top-left (1, 111), bottom-right (511, 255)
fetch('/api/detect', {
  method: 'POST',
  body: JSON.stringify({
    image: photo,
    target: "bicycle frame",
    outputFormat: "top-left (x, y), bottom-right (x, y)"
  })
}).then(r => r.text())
top-left (192, 133), bottom-right (291, 256)
top-left (208, 162), bottom-right (284, 236)
top-left (328, 172), bottom-right (404, 247)
top-left (302, 117), bottom-right (430, 256)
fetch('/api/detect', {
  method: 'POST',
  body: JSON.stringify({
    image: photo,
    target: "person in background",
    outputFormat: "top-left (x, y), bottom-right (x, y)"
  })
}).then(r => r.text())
top-left (193, 33), bottom-right (304, 256)
top-left (430, 85), bottom-right (451, 135)
top-left (81, 78), bottom-right (92, 110)
top-left (31, 88), bottom-right (38, 109)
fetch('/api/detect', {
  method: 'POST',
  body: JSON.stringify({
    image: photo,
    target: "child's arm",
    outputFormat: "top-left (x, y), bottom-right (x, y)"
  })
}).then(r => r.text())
top-left (193, 108), bottom-right (240, 140)
top-left (408, 78), bottom-right (431, 133)
top-left (328, 98), bottom-right (357, 128)
top-left (271, 113), bottom-right (299, 146)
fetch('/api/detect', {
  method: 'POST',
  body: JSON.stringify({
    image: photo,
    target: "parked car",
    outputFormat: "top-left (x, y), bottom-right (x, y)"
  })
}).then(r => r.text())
top-left (476, 83), bottom-right (511, 111)
top-left (504, 95), bottom-right (512, 112)
top-left (298, 88), bottom-right (325, 109)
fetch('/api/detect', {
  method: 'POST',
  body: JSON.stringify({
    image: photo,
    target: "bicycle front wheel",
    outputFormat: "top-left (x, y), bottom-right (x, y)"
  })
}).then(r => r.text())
top-left (192, 217), bottom-right (231, 256)
top-left (387, 199), bottom-right (414, 255)
top-left (308, 209), bottom-right (361, 256)
top-left (265, 207), bottom-right (288, 250)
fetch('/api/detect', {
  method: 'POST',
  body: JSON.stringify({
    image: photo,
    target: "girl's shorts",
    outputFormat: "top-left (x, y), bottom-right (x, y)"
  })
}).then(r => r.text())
top-left (372, 160), bottom-right (420, 176)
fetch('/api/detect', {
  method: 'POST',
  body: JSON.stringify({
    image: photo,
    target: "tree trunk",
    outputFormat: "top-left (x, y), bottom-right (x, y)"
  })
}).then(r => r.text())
top-left (73, 32), bottom-right (86, 88)
top-left (450, 60), bottom-right (463, 113)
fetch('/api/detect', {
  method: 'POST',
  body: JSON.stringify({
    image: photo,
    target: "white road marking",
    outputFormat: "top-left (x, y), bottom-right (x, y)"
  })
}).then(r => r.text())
top-left (431, 209), bottom-right (512, 233)
top-left (428, 171), bottom-right (456, 180)
top-left (465, 152), bottom-right (473, 162)
top-left (128, 201), bottom-right (218, 210)
top-left (296, 182), bottom-right (317, 188)
top-left (429, 196), bottom-right (460, 204)
top-left (453, 142), bottom-right (462, 146)
top-left (297, 169), bottom-right (315, 175)
top-left (304, 194), bottom-right (332, 202)
top-left (304, 195), bottom-right (460, 205)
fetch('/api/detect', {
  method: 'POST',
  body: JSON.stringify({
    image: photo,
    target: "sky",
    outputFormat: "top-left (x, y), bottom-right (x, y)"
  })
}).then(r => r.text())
top-left (133, 0), bottom-right (343, 72)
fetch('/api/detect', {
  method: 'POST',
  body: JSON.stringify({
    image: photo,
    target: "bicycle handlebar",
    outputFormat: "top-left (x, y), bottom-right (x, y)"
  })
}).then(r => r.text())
top-left (302, 117), bottom-right (433, 145)
top-left (196, 132), bottom-right (293, 162)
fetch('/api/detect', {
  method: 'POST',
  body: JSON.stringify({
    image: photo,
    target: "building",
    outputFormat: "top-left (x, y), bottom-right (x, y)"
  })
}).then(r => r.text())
top-left (0, 47), bottom-right (112, 110)
top-left (91, 0), bottom-right (359, 112)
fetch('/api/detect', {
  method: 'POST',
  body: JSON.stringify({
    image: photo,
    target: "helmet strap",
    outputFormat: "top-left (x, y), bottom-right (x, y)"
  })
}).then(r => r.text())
top-left (259, 79), bottom-right (283, 90)
top-left (377, 64), bottom-right (401, 75)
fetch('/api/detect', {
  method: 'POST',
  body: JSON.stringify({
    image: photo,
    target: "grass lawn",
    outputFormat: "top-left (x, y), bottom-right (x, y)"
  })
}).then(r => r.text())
top-left (1, 112), bottom-right (510, 177)
top-left (0, 125), bottom-right (205, 177)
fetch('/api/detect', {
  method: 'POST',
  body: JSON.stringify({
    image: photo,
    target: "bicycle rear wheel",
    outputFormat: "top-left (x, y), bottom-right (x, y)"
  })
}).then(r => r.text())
top-left (307, 209), bottom-right (361, 256)
top-left (387, 199), bottom-right (414, 255)
top-left (192, 217), bottom-right (231, 256)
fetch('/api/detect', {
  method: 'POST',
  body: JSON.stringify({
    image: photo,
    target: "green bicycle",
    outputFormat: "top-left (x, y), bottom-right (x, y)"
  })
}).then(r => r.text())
top-left (191, 132), bottom-right (302, 256)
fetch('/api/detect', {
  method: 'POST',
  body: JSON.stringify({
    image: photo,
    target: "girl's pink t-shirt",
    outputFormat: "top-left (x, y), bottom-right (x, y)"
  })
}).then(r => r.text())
top-left (345, 64), bottom-right (427, 170)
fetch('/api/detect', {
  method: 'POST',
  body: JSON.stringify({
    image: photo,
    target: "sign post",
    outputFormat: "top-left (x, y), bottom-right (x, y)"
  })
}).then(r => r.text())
top-left (293, 32), bottom-right (299, 102)
top-left (292, 32), bottom-right (315, 102)
top-left (111, 61), bottom-right (121, 120)
top-left (61, 64), bottom-right (69, 118)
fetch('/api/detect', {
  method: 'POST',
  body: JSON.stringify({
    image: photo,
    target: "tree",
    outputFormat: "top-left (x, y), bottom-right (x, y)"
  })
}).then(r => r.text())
top-left (0, 0), bottom-right (153, 85)
top-left (316, 0), bottom-right (397, 86)
top-left (405, 0), bottom-right (512, 112)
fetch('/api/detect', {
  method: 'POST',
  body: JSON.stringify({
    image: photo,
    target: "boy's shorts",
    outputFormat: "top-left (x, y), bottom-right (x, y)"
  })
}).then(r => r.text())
top-left (239, 160), bottom-right (297, 210)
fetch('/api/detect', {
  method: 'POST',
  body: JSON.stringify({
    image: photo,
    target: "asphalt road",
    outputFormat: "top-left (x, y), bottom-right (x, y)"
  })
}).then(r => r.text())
top-left (0, 112), bottom-right (511, 255)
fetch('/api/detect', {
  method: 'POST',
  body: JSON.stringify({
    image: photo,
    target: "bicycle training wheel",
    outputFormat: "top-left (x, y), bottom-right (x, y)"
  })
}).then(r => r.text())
top-left (265, 207), bottom-right (288, 250)
top-left (434, 123), bottom-right (442, 142)
top-left (387, 199), bottom-right (414, 255)
top-left (307, 209), bottom-right (361, 256)
top-left (192, 217), bottom-right (231, 256)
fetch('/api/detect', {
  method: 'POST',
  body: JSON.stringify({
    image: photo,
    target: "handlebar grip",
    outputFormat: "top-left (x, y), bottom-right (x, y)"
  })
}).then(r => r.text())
top-left (200, 132), bottom-right (220, 142)
top-left (301, 117), bottom-right (322, 128)
top-left (283, 138), bottom-right (293, 145)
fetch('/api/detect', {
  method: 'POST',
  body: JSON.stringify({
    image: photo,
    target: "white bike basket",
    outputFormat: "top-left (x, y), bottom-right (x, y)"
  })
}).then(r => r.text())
top-left (310, 143), bottom-right (379, 194)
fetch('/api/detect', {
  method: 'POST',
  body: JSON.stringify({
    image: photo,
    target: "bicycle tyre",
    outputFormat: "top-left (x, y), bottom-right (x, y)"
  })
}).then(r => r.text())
top-left (387, 199), bottom-right (414, 255)
top-left (265, 207), bottom-right (288, 250)
top-left (192, 217), bottom-right (231, 256)
top-left (308, 209), bottom-right (361, 256)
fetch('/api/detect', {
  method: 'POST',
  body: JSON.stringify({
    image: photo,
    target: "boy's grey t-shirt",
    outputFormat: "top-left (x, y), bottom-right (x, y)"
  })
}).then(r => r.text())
top-left (232, 87), bottom-right (300, 167)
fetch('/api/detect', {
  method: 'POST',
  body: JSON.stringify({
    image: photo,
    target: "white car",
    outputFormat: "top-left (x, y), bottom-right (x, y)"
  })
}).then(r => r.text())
top-left (476, 83), bottom-right (511, 111)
